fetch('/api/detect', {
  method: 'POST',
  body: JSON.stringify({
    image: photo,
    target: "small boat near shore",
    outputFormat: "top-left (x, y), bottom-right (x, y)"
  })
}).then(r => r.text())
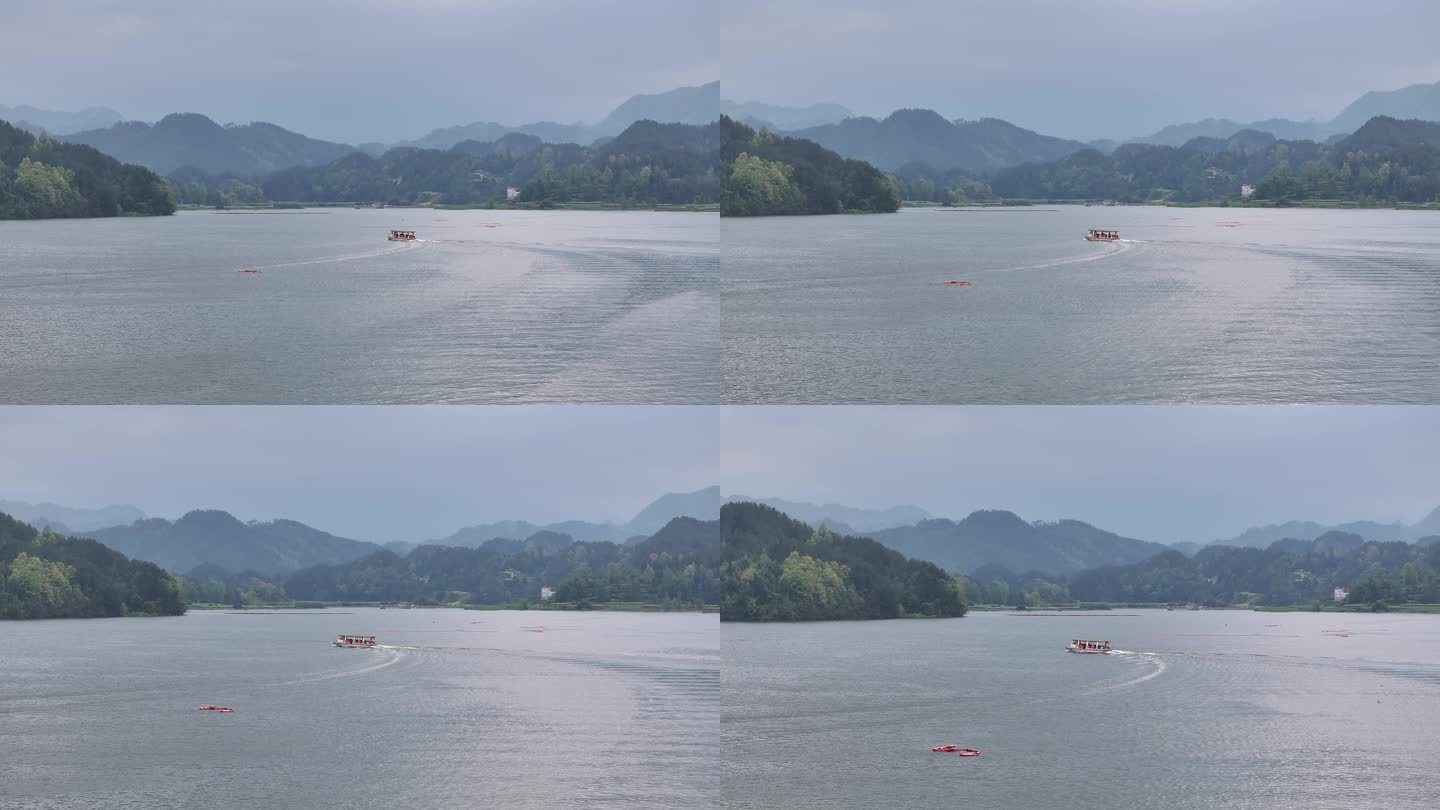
top-left (388, 230), bottom-right (416, 241)
top-left (1066, 638), bottom-right (1113, 654)
top-left (1085, 229), bottom-right (1120, 242)
top-left (333, 634), bottom-right (377, 648)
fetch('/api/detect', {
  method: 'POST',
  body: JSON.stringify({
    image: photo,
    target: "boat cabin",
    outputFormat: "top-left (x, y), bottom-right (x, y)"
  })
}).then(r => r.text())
top-left (334, 634), bottom-right (377, 648)
top-left (1066, 638), bottom-right (1112, 654)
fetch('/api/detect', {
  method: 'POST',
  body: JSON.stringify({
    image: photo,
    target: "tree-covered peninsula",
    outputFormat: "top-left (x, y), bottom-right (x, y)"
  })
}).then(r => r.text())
top-left (0, 512), bottom-right (187, 619)
top-left (720, 115), bottom-right (900, 216)
top-left (721, 502), bottom-right (966, 621)
top-left (0, 120), bottom-right (175, 219)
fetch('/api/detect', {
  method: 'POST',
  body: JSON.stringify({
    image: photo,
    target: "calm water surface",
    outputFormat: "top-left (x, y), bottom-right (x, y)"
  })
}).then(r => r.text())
top-left (1, 608), bottom-right (717, 809)
top-left (724, 610), bottom-right (1440, 809)
top-left (0, 209), bottom-right (717, 403)
top-left (723, 207), bottom-right (1440, 403)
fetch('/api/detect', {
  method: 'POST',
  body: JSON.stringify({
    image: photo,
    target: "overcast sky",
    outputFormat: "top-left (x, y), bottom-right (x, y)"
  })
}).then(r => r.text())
top-left (0, 0), bottom-right (716, 143)
top-left (722, 0), bottom-right (1440, 140)
top-left (722, 406), bottom-right (1440, 543)
top-left (0, 406), bottom-right (717, 542)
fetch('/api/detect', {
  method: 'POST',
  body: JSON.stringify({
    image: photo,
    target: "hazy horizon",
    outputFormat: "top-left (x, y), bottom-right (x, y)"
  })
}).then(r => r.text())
top-left (722, 0), bottom-right (1440, 140)
top-left (0, 406), bottom-right (719, 542)
top-left (0, 0), bottom-right (717, 143)
top-left (721, 406), bottom-right (1440, 543)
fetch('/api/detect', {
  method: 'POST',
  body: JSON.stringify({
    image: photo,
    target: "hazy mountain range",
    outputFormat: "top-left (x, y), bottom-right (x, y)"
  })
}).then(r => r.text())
top-left (6, 488), bottom-right (720, 576)
top-left (27, 82), bottom-right (718, 177)
top-left (1218, 505), bottom-right (1440, 549)
top-left (721, 494), bottom-right (931, 533)
top-left (721, 78), bottom-right (1440, 171)
top-left (398, 81), bottom-right (719, 152)
top-left (730, 495), bottom-right (1440, 575)
top-left (868, 510), bottom-right (1169, 576)
top-left (720, 99), bottom-right (854, 131)
top-left (0, 104), bottom-right (123, 135)
top-left (787, 109), bottom-right (1088, 173)
top-left (431, 486), bottom-right (721, 549)
top-left (0, 500), bottom-right (146, 533)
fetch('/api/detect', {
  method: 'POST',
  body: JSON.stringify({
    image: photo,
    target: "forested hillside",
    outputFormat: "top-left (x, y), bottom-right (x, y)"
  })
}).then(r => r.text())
top-left (0, 512), bottom-right (186, 619)
top-left (0, 120), bottom-right (174, 219)
top-left (720, 115), bottom-right (898, 216)
top-left (721, 502), bottom-right (966, 621)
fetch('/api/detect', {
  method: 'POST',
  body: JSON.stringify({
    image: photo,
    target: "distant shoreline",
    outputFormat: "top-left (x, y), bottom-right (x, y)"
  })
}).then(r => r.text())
top-left (175, 202), bottom-right (718, 213)
top-left (902, 199), bottom-right (1440, 211)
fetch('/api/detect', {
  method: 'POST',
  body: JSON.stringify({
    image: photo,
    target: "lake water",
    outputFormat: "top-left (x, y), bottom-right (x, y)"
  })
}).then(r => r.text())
top-left (0, 209), bottom-right (717, 403)
top-left (723, 610), bottom-right (1440, 809)
top-left (723, 207), bottom-right (1440, 403)
top-left (0, 608), bottom-right (718, 809)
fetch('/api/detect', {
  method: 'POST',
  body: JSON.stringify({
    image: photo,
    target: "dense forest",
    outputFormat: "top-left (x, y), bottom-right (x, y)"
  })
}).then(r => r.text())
top-left (720, 115), bottom-right (899, 216)
top-left (173, 120), bottom-right (719, 208)
top-left (956, 531), bottom-right (1440, 609)
top-left (0, 120), bottom-right (174, 219)
top-left (989, 116), bottom-right (1440, 204)
top-left (0, 512), bottom-right (186, 619)
top-left (1067, 532), bottom-right (1440, 608)
top-left (721, 502), bottom-right (966, 621)
top-left (262, 517), bottom-right (718, 608)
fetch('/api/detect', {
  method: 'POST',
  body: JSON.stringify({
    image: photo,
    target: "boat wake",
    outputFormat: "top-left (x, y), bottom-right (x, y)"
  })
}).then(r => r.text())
top-left (997, 239), bottom-right (1135, 274)
top-left (1093, 651), bottom-right (1168, 691)
top-left (278, 648), bottom-right (404, 685)
top-left (250, 241), bottom-right (422, 271)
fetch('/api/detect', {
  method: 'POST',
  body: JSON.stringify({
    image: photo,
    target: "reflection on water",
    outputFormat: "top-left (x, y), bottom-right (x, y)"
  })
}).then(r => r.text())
top-left (0, 209), bottom-right (717, 404)
top-left (1, 608), bottom-right (718, 809)
top-left (723, 610), bottom-right (1440, 810)
top-left (723, 207), bottom-right (1440, 403)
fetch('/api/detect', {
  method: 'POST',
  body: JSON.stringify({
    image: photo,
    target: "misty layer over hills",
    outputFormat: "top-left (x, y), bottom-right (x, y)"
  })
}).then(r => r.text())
top-left (722, 496), bottom-right (1440, 576)
top-left (25, 82), bottom-right (718, 176)
top-left (3, 488), bottom-right (720, 577)
top-left (721, 78), bottom-right (1440, 168)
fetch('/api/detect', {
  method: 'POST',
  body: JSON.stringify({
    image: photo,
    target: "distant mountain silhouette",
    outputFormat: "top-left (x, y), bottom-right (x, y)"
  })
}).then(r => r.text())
top-left (432, 487), bottom-right (720, 548)
top-left (722, 495), bottom-right (930, 533)
top-left (85, 510), bottom-right (380, 575)
top-left (595, 81), bottom-right (718, 133)
top-left (1219, 505), bottom-right (1440, 548)
top-left (0, 104), bottom-right (123, 135)
top-left (1133, 117), bottom-right (1336, 146)
top-left (0, 499), bottom-right (146, 533)
top-left (788, 109), bottom-right (1088, 172)
top-left (63, 113), bottom-right (356, 175)
top-left (1336, 116), bottom-right (1440, 151)
top-left (1331, 79), bottom-right (1440, 133)
top-left (402, 81), bottom-right (718, 151)
top-left (719, 98), bottom-right (853, 131)
top-left (869, 510), bottom-right (1169, 575)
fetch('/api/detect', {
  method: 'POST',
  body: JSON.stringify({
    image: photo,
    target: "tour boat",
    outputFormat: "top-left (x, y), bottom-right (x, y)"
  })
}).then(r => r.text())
top-left (1085, 229), bottom-right (1120, 242)
top-left (197, 705), bottom-right (236, 712)
top-left (1065, 638), bottom-right (1113, 654)
top-left (333, 634), bottom-right (377, 648)
top-left (942, 280), bottom-right (973, 286)
top-left (388, 230), bottom-right (417, 241)
top-left (237, 268), bottom-right (263, 275)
